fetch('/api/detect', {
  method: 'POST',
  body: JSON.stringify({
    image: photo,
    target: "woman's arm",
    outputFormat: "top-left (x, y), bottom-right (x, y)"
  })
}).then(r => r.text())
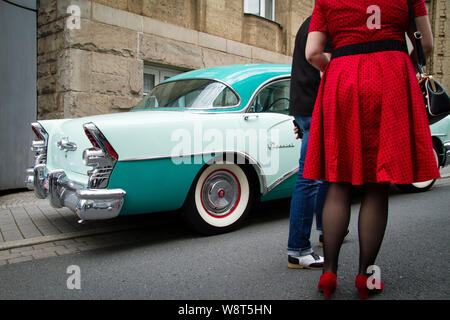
top-left (408, 15), bottom-right (433, 60)
top-left (305, 31), bottom-right (330, 72)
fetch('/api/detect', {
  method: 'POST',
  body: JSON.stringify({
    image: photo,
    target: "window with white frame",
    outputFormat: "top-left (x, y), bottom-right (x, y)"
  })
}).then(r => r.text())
top-left (244, 0), bottom-right (275, 21)
top-left (143, 65), bottom-right (182, 96)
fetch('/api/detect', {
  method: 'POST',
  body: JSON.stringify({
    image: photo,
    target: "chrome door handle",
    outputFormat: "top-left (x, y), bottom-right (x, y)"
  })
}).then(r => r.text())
top-left (243, 114), bottom-right (259, 121)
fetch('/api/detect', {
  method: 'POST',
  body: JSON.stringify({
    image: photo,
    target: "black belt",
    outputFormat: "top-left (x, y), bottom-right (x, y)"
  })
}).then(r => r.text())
top-left (331, 40), bottom-right (408, 59)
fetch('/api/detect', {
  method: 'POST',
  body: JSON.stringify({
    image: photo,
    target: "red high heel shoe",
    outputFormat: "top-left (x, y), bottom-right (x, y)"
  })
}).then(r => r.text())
top-left (355, 274), bottom-right (384, 299)
top-left (318, 272), bottom-right (337, 298)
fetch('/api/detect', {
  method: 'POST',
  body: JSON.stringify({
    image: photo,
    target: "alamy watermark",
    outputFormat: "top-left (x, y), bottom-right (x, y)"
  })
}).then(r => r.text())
top-left (66, 265), bottom-right (81, 290)
top-left (66, 5), bottom-right (81, 30)
top-left (367, 5), bottom-right (382, 30)
top-left (366, 265), bottom-right (382, 290)
top-left (170, 121), bottom-right (284, 175)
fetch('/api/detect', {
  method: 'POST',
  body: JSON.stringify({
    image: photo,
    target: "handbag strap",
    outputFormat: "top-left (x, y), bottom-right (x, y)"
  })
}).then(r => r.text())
top-left (406, 0), bottom-right (427, 69)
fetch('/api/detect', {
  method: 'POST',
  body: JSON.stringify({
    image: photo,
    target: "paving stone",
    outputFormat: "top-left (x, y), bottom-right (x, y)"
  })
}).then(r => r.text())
top-left (55, 247), bottom-right (78, 256)
top-left (0, 250), bottom-right (11, 258)
top-left (33, 243), bottom-right (56, 250)
top-left (2, 230), bottom-right (23, 242)
top-left (40, 206), bottom-right (78, 233)
top-left (10, 207), bottom-right (29, 219)
top-left (76, 243), bottom-right (110, 251)
top-left (25, 206), bottom-right (60, 235)
top-left (8, 256), bottom-right (33, 264)
top-left (19, 227), bottom-right (43, 239)
top-left (10, 246), bottom-right (35, 254)
top-left (0, 223), bottom-right (20, 231)
top-left (32, 250), bottom-right (57, 259)
top-left (54, 239), bottom-right (78, 247)
top-left (0, 253), bottom-right (23, 261)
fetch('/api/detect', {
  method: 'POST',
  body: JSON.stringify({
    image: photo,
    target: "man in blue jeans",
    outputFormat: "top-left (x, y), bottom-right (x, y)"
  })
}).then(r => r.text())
top-left (287, 16), bottom-right (332, 269)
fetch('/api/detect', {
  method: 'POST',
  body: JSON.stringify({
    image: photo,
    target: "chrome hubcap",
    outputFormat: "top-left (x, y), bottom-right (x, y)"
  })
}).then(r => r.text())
top-left (201, 170), bottom-right (240, 217)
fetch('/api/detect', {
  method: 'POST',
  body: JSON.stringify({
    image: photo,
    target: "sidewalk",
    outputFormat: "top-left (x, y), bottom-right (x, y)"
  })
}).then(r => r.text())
top-left (0, 190), bottom-right (133, 243)
top-left (0, 190), bottom-right (143, 266)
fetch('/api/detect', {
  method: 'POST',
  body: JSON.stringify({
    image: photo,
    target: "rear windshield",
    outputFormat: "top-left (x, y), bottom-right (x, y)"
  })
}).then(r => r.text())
top-left (134, 79), bottom-right (240, 110)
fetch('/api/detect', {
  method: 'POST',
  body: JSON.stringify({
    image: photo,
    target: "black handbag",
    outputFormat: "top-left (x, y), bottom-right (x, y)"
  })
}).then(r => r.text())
top-left (407, 0), bottom-right (450, 124)
top-left (420, 76), bottom-right (450, 124)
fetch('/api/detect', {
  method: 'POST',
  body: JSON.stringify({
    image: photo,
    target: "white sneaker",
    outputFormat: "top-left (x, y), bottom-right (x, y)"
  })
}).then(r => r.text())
top-left (288, 252), bottom-right (324, 270)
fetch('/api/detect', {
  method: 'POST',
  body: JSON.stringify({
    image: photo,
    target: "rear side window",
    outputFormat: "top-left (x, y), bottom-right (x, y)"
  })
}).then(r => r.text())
top-left (134, 79), bottom-right (240, 109)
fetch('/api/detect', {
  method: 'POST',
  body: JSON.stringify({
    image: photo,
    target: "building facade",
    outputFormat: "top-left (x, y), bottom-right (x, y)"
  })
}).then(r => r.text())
top-left (37, 0), bottom-right (449, 119)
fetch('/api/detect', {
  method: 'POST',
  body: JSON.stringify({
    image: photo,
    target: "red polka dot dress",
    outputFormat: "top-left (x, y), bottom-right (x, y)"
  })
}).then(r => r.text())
top-left (303, 0), bottom-right (440, 185)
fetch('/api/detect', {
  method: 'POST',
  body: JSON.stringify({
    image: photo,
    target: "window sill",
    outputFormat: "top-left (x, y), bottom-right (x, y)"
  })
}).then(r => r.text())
top-left (244, 13), bottom-right (283, 29)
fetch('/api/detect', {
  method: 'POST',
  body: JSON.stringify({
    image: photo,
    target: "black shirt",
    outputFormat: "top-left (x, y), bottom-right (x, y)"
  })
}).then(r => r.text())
top-left (289, 16), bottom-right (333, 116)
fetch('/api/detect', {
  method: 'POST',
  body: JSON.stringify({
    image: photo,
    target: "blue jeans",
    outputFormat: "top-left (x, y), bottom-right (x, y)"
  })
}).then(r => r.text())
top-left (287, 116), bottom-right (329, 256)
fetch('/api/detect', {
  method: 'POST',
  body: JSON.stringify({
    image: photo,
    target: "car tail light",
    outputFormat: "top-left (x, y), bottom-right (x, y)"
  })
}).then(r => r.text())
top-left (82, 122), bottom-right (118, 189)
top-left (83, 123), bottom-right (118, 160)
top-left (30, 123), bottom-right (48, 165)
top-left (32, 126), bottom-right (43, 140)
top-left (31, 122), bottom-right (47, 141)
top-left (84, 126), bottom-right (101, 149)
top-left (106, 142), bottom-right (118, 160)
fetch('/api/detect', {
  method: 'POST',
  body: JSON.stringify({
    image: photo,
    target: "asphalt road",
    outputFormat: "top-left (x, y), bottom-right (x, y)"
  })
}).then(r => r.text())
top-left (0, 179), bottom-right (449, 301)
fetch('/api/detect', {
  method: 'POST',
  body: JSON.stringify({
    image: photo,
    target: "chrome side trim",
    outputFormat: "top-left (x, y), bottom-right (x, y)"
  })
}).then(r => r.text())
top-left (264, 167), bottom-right (299, 195)
top-left (120, 152), bottom-right (208, 162)
top-left (121, 150), bottom-right (297, 195)
top-left (121, 150), bottom-right (269, 194)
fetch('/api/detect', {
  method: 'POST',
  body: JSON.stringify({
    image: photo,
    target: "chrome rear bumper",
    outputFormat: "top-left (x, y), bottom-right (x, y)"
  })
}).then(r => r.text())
top-left (25, 167), bottom-right (125, 221)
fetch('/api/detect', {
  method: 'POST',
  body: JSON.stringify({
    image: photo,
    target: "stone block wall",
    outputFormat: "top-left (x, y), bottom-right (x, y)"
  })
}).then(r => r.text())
top-left (431, 0), bottom-right (450, 88)
top-left (37, 0), bottom-right (298, 119)
top-left (37, 0), bottom-right (449, 119)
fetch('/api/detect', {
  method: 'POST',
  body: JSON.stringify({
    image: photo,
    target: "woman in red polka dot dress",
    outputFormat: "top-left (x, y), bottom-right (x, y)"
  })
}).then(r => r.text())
top-left (304, 0), bottom-right (440, 299)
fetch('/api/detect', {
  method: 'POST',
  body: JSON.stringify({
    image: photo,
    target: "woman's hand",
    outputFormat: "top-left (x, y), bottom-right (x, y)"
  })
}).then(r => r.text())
top-left (294, 126), bottom-right (301, 140)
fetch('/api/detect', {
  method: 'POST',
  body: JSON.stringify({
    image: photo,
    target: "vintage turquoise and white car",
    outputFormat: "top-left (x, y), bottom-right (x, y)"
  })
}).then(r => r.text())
top-left (25, 64), bottom-right (450, 234)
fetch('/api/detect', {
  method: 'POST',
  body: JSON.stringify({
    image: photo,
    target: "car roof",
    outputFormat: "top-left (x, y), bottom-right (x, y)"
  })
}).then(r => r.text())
top-left (167, 64), bottom-right (291, 84)
top-left (162, 64), bottom-right (292, 111)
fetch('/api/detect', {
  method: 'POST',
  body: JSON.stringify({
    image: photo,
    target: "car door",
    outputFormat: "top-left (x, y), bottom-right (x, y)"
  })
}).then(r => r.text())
top-left (239, 78), bottom-right (301, 191)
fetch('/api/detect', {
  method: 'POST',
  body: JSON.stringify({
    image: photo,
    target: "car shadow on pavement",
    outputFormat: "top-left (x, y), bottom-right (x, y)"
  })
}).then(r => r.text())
top-left (70, 184), bottom-right (417, 257)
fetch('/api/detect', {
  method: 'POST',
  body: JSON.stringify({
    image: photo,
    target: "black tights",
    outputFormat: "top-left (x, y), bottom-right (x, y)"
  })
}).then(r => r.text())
top-left (321, 182), bottom-right (389, 275)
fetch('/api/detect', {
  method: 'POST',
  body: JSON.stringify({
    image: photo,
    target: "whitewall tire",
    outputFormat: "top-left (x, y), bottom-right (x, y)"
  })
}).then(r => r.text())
top-left (183, 163), bottom-right (257, 235)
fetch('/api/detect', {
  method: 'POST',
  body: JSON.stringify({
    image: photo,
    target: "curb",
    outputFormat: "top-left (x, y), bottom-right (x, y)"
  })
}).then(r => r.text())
top-left (0, 224), bottom-right (138, 251)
